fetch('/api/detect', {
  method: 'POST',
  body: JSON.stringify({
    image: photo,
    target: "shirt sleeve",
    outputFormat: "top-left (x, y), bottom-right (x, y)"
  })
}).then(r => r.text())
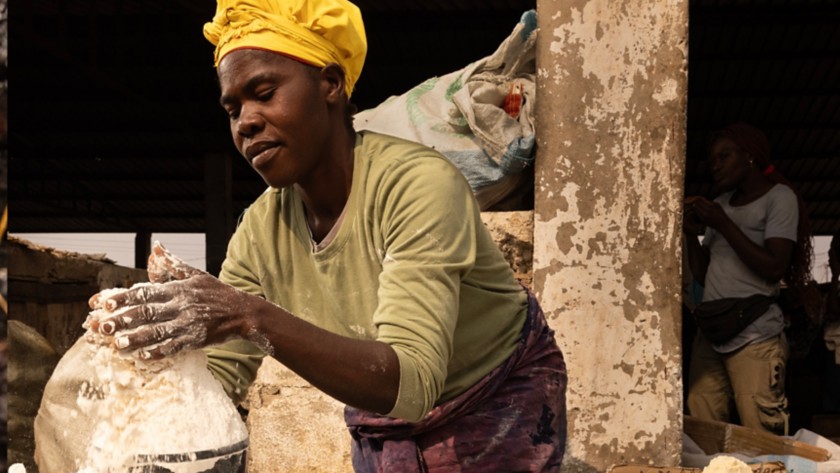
top-left (373, 156), bottom-right (479, 422)
top-left (208, 206), bottom-right (268, 404)
top-left (764, 185), bottom-right (798, 242)
top-left (220, 205), bottom-right (266, 297)
top-left (204, 339), bottom-right (265, 406)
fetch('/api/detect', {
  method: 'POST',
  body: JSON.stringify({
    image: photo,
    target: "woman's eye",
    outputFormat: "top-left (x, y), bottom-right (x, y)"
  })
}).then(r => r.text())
top-left (256, 89), bottom-right (275, 102)
top-left (226, 107), bottom-right (240, 120)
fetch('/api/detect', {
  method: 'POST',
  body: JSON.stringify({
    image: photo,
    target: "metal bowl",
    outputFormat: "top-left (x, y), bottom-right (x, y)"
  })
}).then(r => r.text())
top-left (128, 438), bottom-right (248, 473)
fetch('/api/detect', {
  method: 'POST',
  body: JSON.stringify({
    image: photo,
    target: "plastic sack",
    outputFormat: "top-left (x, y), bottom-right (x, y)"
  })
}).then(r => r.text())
top-left (354, 10), bottom-right (538, 210)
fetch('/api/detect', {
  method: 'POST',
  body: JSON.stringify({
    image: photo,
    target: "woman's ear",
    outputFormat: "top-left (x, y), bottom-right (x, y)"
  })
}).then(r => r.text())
top-left (320, 63), bottom-right (347, 105)
top-left (745, 152), bottom-right (754, 166)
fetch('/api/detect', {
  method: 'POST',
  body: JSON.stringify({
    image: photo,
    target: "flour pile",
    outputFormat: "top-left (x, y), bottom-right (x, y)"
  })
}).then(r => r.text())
top-left (74, 285), bottom-right (249, 473)
top-left (701, 455), bottom-right (753, 473)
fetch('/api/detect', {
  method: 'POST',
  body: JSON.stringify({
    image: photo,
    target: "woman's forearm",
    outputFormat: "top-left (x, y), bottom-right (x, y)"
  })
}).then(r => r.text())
top-left (714, 219), bottom-right (792, 282)
top-left (243, 298), bottom-right (401, 414)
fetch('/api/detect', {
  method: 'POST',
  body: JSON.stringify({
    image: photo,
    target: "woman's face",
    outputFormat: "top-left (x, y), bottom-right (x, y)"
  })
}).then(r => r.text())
top-left (709, 137), bottom-right (752, 191)
top-left (218, 49), bottom-right (331, 189)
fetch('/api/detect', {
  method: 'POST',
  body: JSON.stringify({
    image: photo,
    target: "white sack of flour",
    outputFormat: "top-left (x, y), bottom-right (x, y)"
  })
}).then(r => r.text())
top-left (34, 286), bottom-right (249, 473)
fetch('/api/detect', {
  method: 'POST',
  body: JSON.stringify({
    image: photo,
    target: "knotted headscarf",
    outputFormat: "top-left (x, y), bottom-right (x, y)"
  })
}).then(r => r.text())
top-left (203, 0), bottom-right (367, 98)
top-left (713, 121), bottom-right (772, 170)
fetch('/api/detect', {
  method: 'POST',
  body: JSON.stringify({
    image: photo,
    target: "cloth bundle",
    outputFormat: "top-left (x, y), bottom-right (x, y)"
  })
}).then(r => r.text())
top-left (354, 10), bottom-right (539, 210)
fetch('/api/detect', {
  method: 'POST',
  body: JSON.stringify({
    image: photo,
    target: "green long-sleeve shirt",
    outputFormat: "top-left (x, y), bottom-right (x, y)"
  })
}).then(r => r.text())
top-left (217, 131), bottom-right (527, 422)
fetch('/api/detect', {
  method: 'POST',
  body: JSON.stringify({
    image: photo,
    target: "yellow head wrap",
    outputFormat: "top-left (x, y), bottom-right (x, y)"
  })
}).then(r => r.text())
top-left (203, 0), bottom-right (367, 98)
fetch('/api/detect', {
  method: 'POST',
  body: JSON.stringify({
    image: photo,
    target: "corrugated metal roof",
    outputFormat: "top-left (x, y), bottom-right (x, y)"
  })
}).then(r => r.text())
top-left (9, 0), bottom-right (840, 235)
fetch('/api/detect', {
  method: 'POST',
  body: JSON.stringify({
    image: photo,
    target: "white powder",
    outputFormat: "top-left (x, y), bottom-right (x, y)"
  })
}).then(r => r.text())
top-left (702, 455), bottom-right (753, 473)
top-left (76, 285), bottom-right (249, 472)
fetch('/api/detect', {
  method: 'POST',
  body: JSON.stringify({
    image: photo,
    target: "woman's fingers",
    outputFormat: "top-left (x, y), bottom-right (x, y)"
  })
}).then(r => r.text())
top-left (113, 320), bottom-right (175, 350)
top-left (114, 320), bottom-right (198, 359)
top-left (102, 283), bottom-right (165, 311)
top-left (90, 274), bottom-right (231, 357)
top-left (95, 282), bottom-right (186, 335)
top-left (88, 293), bottom-right (102, 310)
top-left (687, 198), bottom-right (721, 225)
top-left (684, 195), bottom-right (702, 206)
top-left (148, 241), bottom-right (181, 282)
top-left (137, 337), bottom-right (193, 360)
top-left (147, 244), bottom-right (172, 283)
top-left (99, 303), bottom-right (168, 335)
top-left (148, 241), bottom-right (205, 283)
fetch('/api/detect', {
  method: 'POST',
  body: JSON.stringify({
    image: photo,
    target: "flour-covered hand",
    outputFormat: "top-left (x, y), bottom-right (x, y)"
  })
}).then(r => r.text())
top-left (148, 240), bottom-right (206, 283)
top-left (87, 242), bottom-right (204, 313)
top-left (96, 274), bottom-right (251, 359)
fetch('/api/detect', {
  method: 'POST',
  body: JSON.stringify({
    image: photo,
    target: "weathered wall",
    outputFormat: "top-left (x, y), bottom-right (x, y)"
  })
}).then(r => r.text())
top-left (8, 237), bottom-right (148, 355)
top-left (245, 357), bottom-right (351, 472)
top-left (533, 1), bottom-right (688, 471)
top-left (245, 211), bottom-right (535, 472)
top-left (7, 237), bottom-right (149, 471)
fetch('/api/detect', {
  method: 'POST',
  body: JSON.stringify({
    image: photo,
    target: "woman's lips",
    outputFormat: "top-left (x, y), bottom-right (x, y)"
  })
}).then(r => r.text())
top-left (251, 145), bottom-right (278, 169)
top-left (245, 141), bottom-right (280, 168)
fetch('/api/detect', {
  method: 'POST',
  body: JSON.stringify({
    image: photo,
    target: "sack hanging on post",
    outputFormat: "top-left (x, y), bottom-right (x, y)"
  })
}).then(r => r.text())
top-left (353, 10), bottom-right (539, 210)
top-left (693, 294), bottom-right (775, 344)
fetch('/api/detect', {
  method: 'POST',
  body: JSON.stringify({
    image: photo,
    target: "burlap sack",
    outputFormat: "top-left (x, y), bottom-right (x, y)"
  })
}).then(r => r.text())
top-left (8, 320), bottom-right (61, 473)
top-left (32, 336), bottom-right (94, 472)
top-left (353, 10), bottom-right (538, 210)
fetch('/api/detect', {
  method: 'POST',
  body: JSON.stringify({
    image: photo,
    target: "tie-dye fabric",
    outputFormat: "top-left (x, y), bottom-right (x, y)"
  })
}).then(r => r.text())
top-left (345, 290), bottom-right (567, 472)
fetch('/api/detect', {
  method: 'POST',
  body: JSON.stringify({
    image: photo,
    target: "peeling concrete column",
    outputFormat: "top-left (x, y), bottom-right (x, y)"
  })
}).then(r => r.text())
top-left (534, 1), bottom-right (688, 471)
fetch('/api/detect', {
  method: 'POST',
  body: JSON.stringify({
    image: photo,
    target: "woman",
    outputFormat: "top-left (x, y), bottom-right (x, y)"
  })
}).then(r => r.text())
top-left (819, 233), bottom-right (840, 413)
top-left (91, 0), bottom-right (567, 470)
top-left (683, 122), bottom-right (813, 435)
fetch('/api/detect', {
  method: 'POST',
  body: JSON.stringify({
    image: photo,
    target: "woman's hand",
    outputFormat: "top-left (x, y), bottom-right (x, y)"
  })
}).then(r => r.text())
top-left (87, 241), bottom-right (209, 331)
top-left (87, 241), bottom-right (204, 311)
top-left (683, 196), bottom-right (705, 235)
top-left (147, 240), bottom-right (206, 283)
top-left (93, 274), bottom-right (253, 360)
top-left (89, 241), bottom-right (254, 360)
top-left (685, 195), bottom-right (728, 231)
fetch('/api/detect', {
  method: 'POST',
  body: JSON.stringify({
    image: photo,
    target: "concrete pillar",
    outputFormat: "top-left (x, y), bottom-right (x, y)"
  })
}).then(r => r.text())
top-left (534, 1), bottom-right (688, 471)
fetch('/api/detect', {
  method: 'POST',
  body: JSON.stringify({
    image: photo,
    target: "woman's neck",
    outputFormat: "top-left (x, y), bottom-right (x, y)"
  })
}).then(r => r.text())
top-left (295, 130), bottom-right (356, 241)
top-left (732, 173), bottom-right (774, 205)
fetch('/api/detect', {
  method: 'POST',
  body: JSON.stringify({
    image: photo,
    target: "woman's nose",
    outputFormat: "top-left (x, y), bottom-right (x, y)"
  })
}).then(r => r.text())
top-left (236, 104), bottom-right (263, 137)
